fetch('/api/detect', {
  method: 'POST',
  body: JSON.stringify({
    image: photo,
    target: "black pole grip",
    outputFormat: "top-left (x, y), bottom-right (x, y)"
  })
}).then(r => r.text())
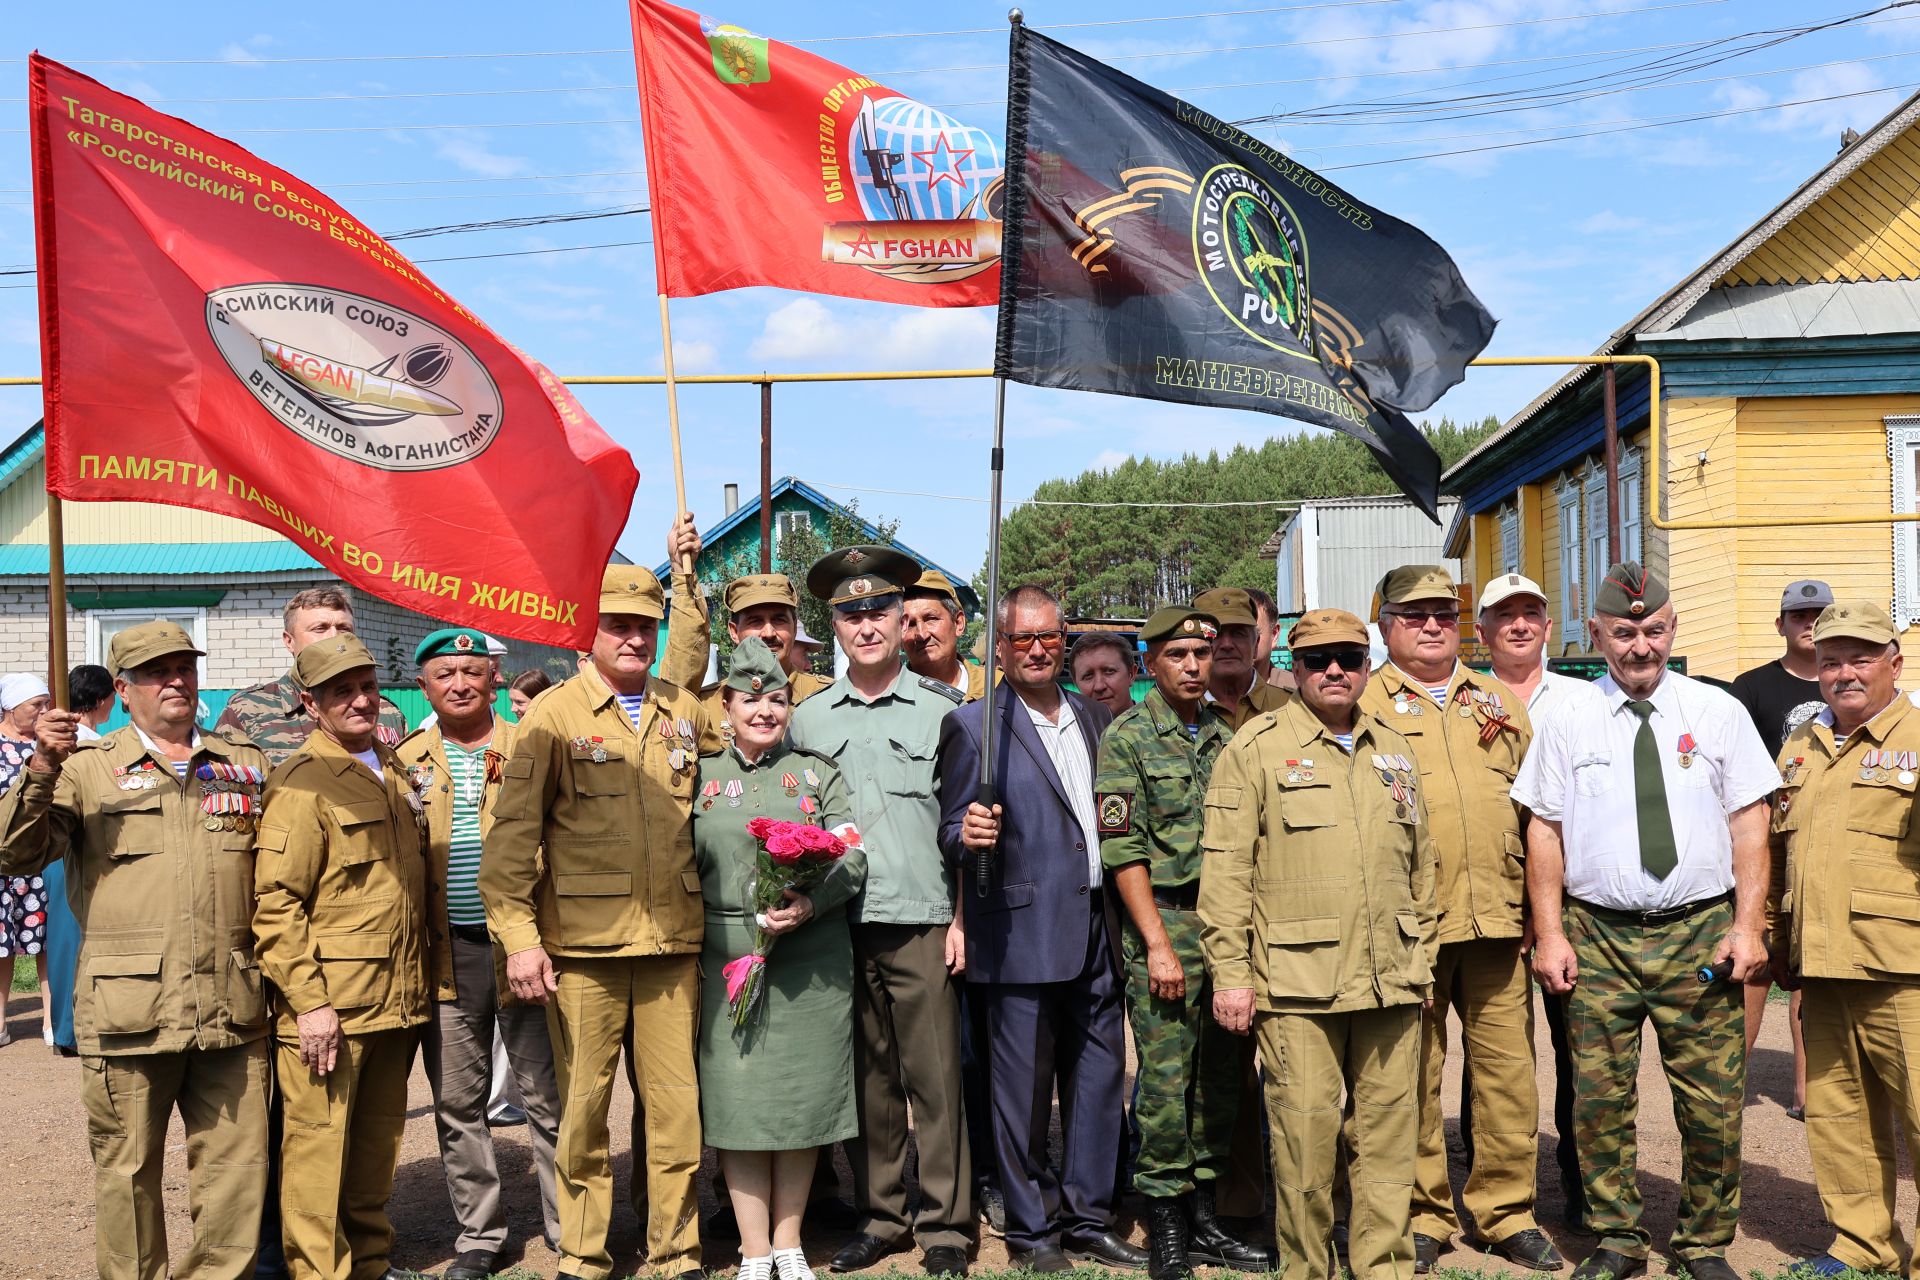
top-left (974, 777), bottom-right (996, 896)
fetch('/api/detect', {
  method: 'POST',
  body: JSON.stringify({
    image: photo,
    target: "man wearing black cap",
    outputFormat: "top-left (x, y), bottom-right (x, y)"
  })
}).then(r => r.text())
top-left (1513, 563), bottom-right (1779, 1280)
top-left (791, 546), bottom-right (973, 1278)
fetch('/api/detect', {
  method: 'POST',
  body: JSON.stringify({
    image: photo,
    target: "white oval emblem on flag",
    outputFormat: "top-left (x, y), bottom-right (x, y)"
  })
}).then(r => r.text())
top-left (205, 283), bottom-right (504, 473)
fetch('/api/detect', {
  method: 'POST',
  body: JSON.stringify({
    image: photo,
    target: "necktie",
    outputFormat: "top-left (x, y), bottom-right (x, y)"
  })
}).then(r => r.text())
top-left (1626, 700), bottom-right (1679, 880)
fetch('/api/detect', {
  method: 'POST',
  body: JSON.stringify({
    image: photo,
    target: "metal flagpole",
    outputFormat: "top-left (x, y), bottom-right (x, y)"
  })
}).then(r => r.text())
top-left (975, 375), bottom-right (1008, 897)
top-left (657, 293), bottom-right (694, 575)
top-left (47, 490), bottom-right (69, 707)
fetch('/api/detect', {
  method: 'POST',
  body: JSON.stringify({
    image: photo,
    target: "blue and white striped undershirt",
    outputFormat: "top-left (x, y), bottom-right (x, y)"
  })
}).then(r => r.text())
top-left (615, 692), bottom-right (647, 727)
top-left (442, 741), bottom-right (487, 928)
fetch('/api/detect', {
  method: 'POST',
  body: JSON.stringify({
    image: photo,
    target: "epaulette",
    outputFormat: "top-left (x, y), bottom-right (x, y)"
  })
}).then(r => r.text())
top-left (786, 746), bottom-right (838, 768)
top-left (918, 675), bottom-right (966, 704)
top-left (396, 725), bottom-right (431, 749)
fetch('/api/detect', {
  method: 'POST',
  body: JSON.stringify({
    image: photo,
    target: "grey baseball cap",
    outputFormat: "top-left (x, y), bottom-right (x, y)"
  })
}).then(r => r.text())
top-left (1780, 580), bottom-right (1834, 614)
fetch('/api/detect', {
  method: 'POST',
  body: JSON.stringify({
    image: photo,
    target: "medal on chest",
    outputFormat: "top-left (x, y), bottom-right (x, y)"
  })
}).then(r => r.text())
top-left (115, 760), bottom-right (163, 791)
top-left (1676, 733), bottom-right (1697, 770)
top-left (195, 761), bottom-right (264, 832)
top-left (725, 778), bottom-right (745, 808)
top-left (1283, 758), bottom-right (1316, 785)
top-left (700, 779), bottom-right (721, 811)
top-left (781, 771), bottom-right (800, 797)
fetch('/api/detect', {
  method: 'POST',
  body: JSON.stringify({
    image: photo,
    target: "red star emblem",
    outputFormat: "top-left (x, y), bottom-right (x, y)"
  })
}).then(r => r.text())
top-left (843, 227), bottom-right (879, 259)
top-left (912, 132), bottom-right (975, 194)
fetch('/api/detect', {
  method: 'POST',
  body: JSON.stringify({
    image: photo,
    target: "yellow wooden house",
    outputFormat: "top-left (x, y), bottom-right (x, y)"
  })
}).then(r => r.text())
top-left (1445, 88), bottom-right (1920, 681)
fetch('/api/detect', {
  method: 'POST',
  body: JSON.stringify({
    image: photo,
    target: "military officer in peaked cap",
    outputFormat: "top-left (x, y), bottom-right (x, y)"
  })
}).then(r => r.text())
top-left (790, 546), bottom-right (975, 1277)
top-left (2, 620), bottom-right (272, 1280)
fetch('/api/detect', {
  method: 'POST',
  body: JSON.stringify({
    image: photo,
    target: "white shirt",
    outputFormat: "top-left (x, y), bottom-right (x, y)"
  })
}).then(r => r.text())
top-left (1525, 668), bottom-right (1591, 732)
top-left (1511, 670), bottom-right (1779, 911)
top-left (1022, 695), bottom-right (1102, 883)
top-left (351, 748), bottom-right (385, 781)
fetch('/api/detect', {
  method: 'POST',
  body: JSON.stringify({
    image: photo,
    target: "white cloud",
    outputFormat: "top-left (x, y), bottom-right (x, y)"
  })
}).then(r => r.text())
top-left (747, 299), bottom-right (992, 369)
top-left (750, 299), bottom-right (848, 362)
top-left (671, 339), bottom-right (718, 373)
top-left (1578, 210), bottom-right (1648, 234)
top-left (431, 132), bottom-right (529, 180)
top-left (1087, 449), bottom-right (1132, 472)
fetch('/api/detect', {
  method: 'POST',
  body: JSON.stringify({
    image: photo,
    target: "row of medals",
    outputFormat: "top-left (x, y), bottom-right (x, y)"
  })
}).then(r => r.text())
top-left (1373, 753), bottom-right (1418, 821)
top-left (659, 717), bottom-right (697, 773)
top-left (201, 763), bottom-right (263, 832)
top-left (701, 768), bottom-right (821, 811)
top-left (1391, 689), bottom-right (1503, 719)
top-left (1861, 748), bottom-right (1918, 785)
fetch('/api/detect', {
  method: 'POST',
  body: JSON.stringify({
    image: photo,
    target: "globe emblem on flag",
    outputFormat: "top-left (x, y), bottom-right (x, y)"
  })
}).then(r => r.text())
top-left (850, 95), bottom-right (1003, 225)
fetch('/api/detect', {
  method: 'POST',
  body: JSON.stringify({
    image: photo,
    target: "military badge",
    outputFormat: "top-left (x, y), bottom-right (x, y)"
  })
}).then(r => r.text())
top-left (782, 772), bottom-right (800, 797)
top-left (849, 577), bottom-right (873, 597)
top-left (453, 633), bottom-right (475, 652)
top-left (1097, 792), bottom-right (1131, 833)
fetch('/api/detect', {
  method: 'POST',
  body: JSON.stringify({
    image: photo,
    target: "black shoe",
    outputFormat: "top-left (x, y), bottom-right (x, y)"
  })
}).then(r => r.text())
top-left (1571, 1248), bottom-right (1646, 1280)
top-left (1678, 1258), bottom-right (1739, 1280)
top-left (1186, 1184), bottom-right (1273, 1272)
top-left (1331, 1221), bottom-right (1349, 1258)
top-left (445, 1251), bottom-right (500, 1280)
top-left (1066, 1231), bottom-right (1149, 1271)
top-left (923, 1246), bottom-right (969, 1277)
top-left (486, 1102), bottom-right (528, 1128)
top-left (1484, 1230), bottom-right (1566, 1272)
top-left (1413, 1233), bottom-right (1446, 1274)
top-left (1010, 1244), bottom-right (1073, 1274)
top-left (977, 1182), bottom-right (1008, 1239)
top-left (1147, 1198), bottom-right (1195, 1280)
top-left (829, 1235), bottom-right (908, 1273)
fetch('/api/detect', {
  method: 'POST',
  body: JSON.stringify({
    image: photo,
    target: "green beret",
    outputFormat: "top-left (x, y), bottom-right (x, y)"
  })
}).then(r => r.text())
top-left (1593, 560), bottom-right (1669, 618)
top-left (723, 636), bottom-right (789, 696)
top-left (1140, 607), bottom-right (1218, 645)
top-left (415, 627), bottom-right (491, 666)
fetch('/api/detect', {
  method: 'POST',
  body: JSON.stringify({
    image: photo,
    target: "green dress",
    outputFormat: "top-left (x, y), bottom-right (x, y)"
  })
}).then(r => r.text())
top-left (694, 743), bottom-right (865, 1150)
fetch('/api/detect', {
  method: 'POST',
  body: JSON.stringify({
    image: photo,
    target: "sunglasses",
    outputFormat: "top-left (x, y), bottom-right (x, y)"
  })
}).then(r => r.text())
top-left (1002, 630), bottom-right (1066, 650)
top-left (1296, 647), bottom-right (1368, 673)
top-left (1385, 607), bottom-right (1460, 627)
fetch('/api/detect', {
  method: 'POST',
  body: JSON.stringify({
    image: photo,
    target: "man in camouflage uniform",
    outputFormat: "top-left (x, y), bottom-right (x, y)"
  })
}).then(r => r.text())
top-left (1514, 564), bottom-right (1778, 1280)
top-left (217, 586), bottom-right (408, 766)
top-left (1096, 606), bottom-right (1269, 1280)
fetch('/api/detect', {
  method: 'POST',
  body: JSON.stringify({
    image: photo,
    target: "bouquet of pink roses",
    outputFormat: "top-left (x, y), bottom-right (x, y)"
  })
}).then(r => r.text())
top-left (722, 815), bottom-right (855, 1028)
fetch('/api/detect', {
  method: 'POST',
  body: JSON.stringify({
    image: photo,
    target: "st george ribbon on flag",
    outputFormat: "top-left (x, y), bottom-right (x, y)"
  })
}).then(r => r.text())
top-left (28, 54), bottom-right (638, 648)
top-left (991, 24), bottom-right (1497, 518)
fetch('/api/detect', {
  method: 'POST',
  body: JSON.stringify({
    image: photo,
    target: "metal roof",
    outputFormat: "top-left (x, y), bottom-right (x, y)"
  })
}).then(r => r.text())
top-left (0, 423), bottom-right (45, 492)
top-left (1443, 84), bottom-right (1920, 487)
top-left (1645, 279), bottom-right (1920, 343)
top-left (0, 542), bottom-right (323, 577)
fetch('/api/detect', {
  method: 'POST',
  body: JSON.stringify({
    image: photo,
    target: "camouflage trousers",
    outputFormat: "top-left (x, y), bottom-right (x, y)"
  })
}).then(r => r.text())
top-left (1121, 908), bottom-right (1241, 1197)
top-left (1567, 897), bottom-right (1744, 1262)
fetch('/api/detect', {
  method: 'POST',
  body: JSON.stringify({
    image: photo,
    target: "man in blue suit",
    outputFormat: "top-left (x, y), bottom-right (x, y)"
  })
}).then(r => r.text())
top-left (937, 585), bottom-right (1146, 1274)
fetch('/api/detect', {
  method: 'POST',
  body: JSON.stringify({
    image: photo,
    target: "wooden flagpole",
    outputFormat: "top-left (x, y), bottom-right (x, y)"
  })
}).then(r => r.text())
top-left (658, 293), bottom-right (694, 575)
top-left (47, 490), bottom-right (68, 706)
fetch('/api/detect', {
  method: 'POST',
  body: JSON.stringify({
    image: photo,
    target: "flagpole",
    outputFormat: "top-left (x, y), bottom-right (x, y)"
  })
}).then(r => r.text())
top-left (975, 374), bottom-right (1008, 898)
top-left (658, 293), bottom-right (694, 575)
top-left (47, 491), bottom-right (69, 707)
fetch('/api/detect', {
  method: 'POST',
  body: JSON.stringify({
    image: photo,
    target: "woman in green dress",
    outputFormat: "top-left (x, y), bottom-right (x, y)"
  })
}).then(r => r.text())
top-left (695, 638), bottom-right (865, 1280)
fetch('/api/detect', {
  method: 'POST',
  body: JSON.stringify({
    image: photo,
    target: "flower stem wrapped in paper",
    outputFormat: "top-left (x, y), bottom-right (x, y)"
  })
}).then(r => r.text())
top-left (723, 815), bottom-right (861, 1028)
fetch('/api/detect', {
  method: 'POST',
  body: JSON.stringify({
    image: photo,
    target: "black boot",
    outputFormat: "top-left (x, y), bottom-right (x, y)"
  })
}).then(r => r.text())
top-left (1147, 1198), bottom-right (1195, 1280)
top-left (1188, 1182), bottom-right (1275, 1272)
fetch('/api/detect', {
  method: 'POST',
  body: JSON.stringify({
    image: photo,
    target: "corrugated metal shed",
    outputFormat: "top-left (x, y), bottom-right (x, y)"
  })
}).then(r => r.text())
top-left (1647, 279), bottom-right (1920, 342)
top-left (1273, 495), bottom-right (1459, 618)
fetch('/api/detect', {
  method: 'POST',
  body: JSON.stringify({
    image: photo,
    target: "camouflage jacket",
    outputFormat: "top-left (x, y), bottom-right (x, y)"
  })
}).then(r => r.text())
top-left (1095, 685), bottom-right (1233, 888)
top-left (215, 670), bottom-right (408, 769)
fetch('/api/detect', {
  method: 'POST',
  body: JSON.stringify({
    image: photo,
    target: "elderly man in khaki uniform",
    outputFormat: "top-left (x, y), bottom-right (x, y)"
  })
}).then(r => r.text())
top-left (1193, 588), bottom-right (1289, 731)
top-left (0, 621), bottom-right (270, 1280)
top-left (1770, 601), bottom-right (1920, 1278)
top-left (1360, 566), bottom-right (1555, 1272)
top-left (482, 566), bottom-right (720, 1280)
top-left (905, 568), bottom-right (986, 702)
top-left (1201, 609), bottom-right (1437, 1280)
top-left (253, 635), bottom-right (431, 1280)
top-left (663, 512), bottom-right (834, 709)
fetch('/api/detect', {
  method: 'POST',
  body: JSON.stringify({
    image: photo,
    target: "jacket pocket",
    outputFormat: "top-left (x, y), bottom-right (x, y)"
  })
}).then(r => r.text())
top-left (1850, 889), bottom-right (1920, 974)
top-left (1397, 910), bottom-right (1431, 984)
top-left (227, 946), bottom-right (267, 1028)
top-left (551, 869), bottom-right (633, 946)
top-left (1849, 777), bottom-right (1916, 840)
top-left (315, 930), bottom-right (393, 1011)
top-left (1264, 915), bottom-right (1341, 1000)
top-left (977, 882), bottom-right (1036, 915)
top-left (330, 802), bottom-right (392, 867)
top-left (89, 952), bottom-right (165, 1035)
top-left (882, 737), bottom-right (937, 799)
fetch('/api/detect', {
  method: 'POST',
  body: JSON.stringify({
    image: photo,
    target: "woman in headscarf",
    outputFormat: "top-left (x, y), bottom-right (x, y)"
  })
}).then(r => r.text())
top-left (694, 638), bottom-right (865, 1280)
top-left (0, 672), bottom-right (52, 1046)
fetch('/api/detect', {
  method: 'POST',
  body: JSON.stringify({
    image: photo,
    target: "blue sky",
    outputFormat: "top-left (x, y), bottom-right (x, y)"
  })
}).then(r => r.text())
top-left (4, 0), bottom-right (1917, 579)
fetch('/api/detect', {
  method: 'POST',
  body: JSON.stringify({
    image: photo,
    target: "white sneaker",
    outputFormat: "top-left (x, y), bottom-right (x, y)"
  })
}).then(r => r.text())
top-left (740, 1254), bottom-right (775, 1280)
top-left (773, 1248), bottom-right (815, 1280)
top-left (41, 1024), bottom-right (52, 1047)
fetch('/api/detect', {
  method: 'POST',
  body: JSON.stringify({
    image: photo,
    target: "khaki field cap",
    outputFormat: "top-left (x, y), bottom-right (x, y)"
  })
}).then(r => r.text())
top-left (107, 619), bottom-right (205, 673)
top-left (599, 564), bottom-right (666, 620)
top-left (1191, 587), bottom-right (1258, 628)
top-left (1593, 561), bottom-right (1669, 618)
top-left (1813, 601), bottom-right (1898, 646)
top-left (912, 567), bottom-right (965, 604)
top-left (724, 573), bottom-right (800, 614)
top-left (1377, 565), bottom-right (1457, 606)
top-left (1477, 572), bottom-right (1548, 614)
top-left (1289, 609), bottom-right (1370, 652)
top-left (293, 634), bottom-right (376, 690)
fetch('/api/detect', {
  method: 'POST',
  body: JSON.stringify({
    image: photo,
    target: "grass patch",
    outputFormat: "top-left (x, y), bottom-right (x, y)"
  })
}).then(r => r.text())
top-left (10, 955), bottom-right (34, 994)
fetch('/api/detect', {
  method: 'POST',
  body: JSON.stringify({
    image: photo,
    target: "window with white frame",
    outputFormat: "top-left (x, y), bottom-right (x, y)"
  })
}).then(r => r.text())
top-left (87, 608), bottom-right (207, 673)
top-left (1584, 469), bottom-right (1610, 619)
top-left (774, 510), bottom-right (810, 547)
top-left (1890, 417), bottom-right (1920, 626)
top-left (1497, 504), bottom-right (1520, 576)
top-left (1619, 447), bottom-right (1645, 565)
top-left (1556, 477), bottom-right (1583, 635)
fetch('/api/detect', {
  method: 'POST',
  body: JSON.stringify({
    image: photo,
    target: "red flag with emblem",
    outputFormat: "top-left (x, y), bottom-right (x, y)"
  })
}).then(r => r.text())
top-left (29, 54), bottom-right (637, 648)
top-left (631, 0), bottom-right (1002, 306)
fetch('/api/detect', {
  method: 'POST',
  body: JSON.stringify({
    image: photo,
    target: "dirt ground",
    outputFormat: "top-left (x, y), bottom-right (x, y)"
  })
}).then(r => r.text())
top-left (0, 988), bottom-right (1891, 1280)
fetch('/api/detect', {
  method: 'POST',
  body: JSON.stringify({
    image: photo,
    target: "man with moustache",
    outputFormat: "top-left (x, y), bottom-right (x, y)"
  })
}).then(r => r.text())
top-left (1515, 563), bottom-right (1778, 1280)
top-left (1768, 601), bottom-right (1920, 1278)
top-left (1200, 609), bottom-right (1436, 1280)
top-left (1192, 589), bottom-right (1289, 731)
top-left (906, 569), bottom-right (987, 702)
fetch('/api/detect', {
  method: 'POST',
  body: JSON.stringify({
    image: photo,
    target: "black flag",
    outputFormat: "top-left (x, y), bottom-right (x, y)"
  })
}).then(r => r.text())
top-left (992, 24), bottom-right (1496, 518)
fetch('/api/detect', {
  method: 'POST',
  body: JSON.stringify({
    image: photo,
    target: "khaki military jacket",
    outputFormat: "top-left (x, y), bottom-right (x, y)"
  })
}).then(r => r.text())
top-left (396, 717), bottom-right (517, 1003)
top-left (1360, 664), bottom-right (1531, 944)
top-left (215, 670), bottom-right (409, 768)
top-left (0, 725), bottom-right (270, 1056)
top-left (1770, 692), bottom-right (1920, 981)
top-left (1215, 672), bottom-right (1291, 733)
top-left (253, 732), bottom-right (431, 1037)
top-left (481, 665), bottom-right (721, 959)
top-left (1198, 697), bottom-right (1437, 1014)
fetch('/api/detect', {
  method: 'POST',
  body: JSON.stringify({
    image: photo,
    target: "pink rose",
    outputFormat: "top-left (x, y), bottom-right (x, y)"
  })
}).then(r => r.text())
top-left (765, 833), bottom-right (805, 864)
top-left (795, 825), bottom-right (833, 851)
top-left (746, 816), bottom-right (779, 840)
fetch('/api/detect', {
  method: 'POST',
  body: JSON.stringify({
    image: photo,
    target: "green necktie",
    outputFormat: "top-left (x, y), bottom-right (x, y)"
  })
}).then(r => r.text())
top-left (1626, 699), bottom-right (1679, 880)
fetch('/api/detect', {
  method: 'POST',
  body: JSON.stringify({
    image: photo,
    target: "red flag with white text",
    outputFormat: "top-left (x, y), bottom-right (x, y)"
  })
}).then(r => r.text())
top-left (29, 54), bottom-right (637, 649)
top-left (631, 0), bottom-right (1002, 305)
